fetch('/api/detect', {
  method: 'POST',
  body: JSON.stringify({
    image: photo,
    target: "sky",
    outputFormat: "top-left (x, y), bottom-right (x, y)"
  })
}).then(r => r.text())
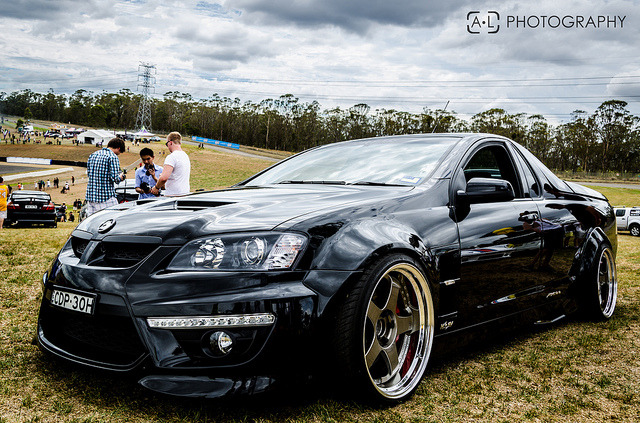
top-left (1, 0), bottom-right (640, 124)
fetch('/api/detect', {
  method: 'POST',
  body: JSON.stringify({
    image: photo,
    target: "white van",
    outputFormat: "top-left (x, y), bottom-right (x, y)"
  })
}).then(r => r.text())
top-left (614, 207), bottom-right (640, 236)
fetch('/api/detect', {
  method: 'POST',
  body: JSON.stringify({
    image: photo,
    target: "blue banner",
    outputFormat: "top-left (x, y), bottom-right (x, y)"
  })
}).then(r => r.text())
top-left (192, 136), bottom-right (240, 150)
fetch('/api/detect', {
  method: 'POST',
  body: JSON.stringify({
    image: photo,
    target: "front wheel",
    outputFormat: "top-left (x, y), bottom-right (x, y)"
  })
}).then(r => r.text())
top-left (334, 255), bottom-right (435, 403)
top-left (630, 224), bottom-right (640, 237)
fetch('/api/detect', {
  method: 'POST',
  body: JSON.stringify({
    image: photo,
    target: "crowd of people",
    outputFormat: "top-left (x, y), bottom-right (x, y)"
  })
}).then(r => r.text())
top-left (84, 131), bottom-right (190, 217)
top-left (2, 125), bottom-right (193, 224)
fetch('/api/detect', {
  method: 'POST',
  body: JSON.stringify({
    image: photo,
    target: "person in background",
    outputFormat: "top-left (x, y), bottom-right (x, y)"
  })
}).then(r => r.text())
top-left (57, 203), bottom-right (67, 222)
top-left (151, 132), bottom-right (190, 197)
top-left (85, 138), bottom-right (126, 217)
top-left (135, 147), bottom-right (163, 199)
top-left (0, 177), bottom-right (8, 229)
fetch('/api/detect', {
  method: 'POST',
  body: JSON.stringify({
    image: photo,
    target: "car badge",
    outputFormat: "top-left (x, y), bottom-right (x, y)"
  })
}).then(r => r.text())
top-left (98, 219), bottom-right (116, 233)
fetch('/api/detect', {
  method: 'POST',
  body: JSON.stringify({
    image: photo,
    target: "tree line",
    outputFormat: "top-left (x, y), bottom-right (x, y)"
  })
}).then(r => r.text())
top-left (1, 89), bottom-right (639, 173)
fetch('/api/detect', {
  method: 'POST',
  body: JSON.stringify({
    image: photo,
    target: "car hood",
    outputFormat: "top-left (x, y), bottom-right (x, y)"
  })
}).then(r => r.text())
top-left (76, 185), bottom-right (413, 244)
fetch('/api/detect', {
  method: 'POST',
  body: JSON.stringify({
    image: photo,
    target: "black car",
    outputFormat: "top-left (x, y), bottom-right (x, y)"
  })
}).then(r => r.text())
top-left (115, 179), bottom-right (139, 203)
top-left (37, 134), bottom-right (617, 403)
top-left (7, 190), bottom-right (57, 227)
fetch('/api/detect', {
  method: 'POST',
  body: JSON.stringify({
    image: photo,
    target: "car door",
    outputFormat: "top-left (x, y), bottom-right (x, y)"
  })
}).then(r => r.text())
top-left (451, 140), bottom-right (543, 328)
top-left (615, 208), bottom-right (626, 230)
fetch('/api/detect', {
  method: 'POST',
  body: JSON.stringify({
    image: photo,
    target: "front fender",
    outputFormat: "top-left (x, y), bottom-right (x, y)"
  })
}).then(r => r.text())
top-left (307, 217), bottom-right (433, 273)
top-left (301, 217), bottom-right (447, 320)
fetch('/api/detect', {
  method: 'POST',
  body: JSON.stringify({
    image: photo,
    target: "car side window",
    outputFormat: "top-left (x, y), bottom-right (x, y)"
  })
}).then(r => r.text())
top-left (513, 150), bottom-right (541, 198)
top-left (616, 209), bottom-right (626, 217)
top-left (463, 145), bottom-right (523, 198)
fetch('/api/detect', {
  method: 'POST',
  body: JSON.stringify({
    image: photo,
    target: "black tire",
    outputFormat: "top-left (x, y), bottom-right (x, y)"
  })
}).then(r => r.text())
top-left (630, 224), bottom-right (640, 237)
top-left (581, 244), bottom-right (617, 320)
top-left (334, 254), bottom-right (435, 403)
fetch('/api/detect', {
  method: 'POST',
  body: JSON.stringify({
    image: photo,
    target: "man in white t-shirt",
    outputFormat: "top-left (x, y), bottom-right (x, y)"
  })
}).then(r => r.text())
top-left (151, 132), bottom-right (191, 196)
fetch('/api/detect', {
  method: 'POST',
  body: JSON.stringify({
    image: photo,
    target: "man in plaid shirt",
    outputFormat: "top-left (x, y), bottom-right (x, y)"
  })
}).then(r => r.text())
top-left (85, 138), bottom-right (126, 217)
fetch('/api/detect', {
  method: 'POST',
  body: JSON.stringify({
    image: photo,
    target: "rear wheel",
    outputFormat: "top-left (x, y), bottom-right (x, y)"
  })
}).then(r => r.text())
top-left (334, 255), bottom-right (434, 403)
top-left (582, 244), bottom-right (617, 320)
top-left (630, 224), bottom-right (640, 237)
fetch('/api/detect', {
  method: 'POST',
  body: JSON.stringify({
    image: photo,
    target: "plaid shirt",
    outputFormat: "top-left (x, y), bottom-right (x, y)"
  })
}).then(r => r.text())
top-left (86, 148), bottom-right (122, 203)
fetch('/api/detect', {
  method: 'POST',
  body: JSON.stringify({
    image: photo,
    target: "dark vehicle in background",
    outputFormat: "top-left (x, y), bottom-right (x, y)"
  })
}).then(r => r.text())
top-left (115, 179), bottom-right (138, 203)
top-left (37, 134), bottom-right (618, 403)
top-left (44, 131), bottom-right (62, 139)
top-left (78, 179), bottom-right (139, 222)
top-left (6, 191), bottom-right (57, 227)
top-left (117, 133), bottom-right (135, 141)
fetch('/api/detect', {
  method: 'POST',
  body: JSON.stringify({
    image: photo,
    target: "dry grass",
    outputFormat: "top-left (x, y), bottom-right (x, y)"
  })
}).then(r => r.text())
top-left (0, 183), bottom-right (639, 422)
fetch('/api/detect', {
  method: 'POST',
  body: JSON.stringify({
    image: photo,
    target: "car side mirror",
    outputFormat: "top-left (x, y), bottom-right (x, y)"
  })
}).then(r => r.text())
top-left (457, 177), bottom-right (515, 205)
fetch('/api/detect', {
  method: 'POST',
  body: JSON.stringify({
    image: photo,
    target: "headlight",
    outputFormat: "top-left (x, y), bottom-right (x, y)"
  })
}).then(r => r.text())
top-left (167, 232), bottom-right (307, 271)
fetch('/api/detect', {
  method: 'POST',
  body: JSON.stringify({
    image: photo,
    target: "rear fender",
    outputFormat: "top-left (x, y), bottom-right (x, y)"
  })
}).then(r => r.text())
top-left (569, 226), bottom-right (611, 293)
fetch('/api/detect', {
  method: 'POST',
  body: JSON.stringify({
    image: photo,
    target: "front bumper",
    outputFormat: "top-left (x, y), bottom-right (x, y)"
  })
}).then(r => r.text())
top-left (37, 242), bottom-right (355, 396)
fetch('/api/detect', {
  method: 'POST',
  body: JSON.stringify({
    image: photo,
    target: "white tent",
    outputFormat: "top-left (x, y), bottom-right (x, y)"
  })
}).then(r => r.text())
top-left (77, 129), bottom-right (115, 146)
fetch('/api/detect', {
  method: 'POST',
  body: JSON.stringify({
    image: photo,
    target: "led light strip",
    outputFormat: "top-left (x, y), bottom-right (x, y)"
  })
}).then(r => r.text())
top-left (147, 313), bottom-right (276, 329)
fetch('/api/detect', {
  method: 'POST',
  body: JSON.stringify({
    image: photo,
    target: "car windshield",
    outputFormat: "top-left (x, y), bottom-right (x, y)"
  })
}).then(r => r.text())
top-left (245, 136), bottom-right (459, 187)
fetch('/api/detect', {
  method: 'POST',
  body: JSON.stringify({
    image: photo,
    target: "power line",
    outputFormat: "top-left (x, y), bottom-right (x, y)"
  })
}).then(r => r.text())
top-left (153, 84), bottom-right (640, 104)
top-left (0, 70), bottom-right (139, 84)
top-left (210, 74), bottom-right (640, 85)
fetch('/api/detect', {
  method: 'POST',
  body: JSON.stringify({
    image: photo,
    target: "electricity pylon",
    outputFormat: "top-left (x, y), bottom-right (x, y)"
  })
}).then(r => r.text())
top-left (135, 62), bottom-right (156, 131)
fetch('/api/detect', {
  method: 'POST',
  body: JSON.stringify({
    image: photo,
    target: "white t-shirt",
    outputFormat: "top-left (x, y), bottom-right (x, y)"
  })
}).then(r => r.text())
top-left (164, 150), bottom-right (191, 196)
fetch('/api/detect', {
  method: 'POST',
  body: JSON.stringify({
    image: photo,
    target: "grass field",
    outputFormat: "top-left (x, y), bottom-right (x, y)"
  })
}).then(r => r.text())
top-left (1, 151), bottom-right (639, 421)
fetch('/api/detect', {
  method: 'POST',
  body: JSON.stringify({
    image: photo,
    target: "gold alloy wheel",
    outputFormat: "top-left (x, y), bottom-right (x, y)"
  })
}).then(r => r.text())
top-left (362, 263), bottom-right (434, 399)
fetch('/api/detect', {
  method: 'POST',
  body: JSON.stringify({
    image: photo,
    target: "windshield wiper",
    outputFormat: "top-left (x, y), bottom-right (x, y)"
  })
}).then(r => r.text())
top-left (278, 180), bottom-right (347, 185)
top-left (349, 181), bottom-right (408, 187)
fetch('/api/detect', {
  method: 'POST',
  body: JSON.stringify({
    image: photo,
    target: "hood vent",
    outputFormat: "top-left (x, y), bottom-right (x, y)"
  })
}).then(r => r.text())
top-left (145, 200), bottom-right (235, 211)
top-left (174, 200), bottom-right (233, 211)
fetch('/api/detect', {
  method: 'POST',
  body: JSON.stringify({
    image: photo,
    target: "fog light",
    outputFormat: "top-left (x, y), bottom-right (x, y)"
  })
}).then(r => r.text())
top-left (210, 331), bottom-right (234, 355)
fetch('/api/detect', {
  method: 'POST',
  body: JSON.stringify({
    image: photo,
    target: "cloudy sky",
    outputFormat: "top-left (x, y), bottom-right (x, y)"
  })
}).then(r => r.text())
top-left (1, 0), bottom-right (640, 123)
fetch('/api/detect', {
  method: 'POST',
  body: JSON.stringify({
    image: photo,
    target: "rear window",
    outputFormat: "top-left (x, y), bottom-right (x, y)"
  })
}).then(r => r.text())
top-left (11, 193), bottom-right (51, 201)
top-left (512, 143), bottom-right (572, 192)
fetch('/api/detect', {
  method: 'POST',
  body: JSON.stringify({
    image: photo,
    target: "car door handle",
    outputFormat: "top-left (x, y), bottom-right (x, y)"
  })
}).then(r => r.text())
top-left (520, 212), bottom-right (539, 221)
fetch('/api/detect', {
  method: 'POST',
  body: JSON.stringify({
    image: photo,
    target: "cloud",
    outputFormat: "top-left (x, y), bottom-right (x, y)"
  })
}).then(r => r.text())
top-left (0, 0), bottom-right (117, 21)
top-left (173, 19), bottom-right (280, 72)
top-left (228, 0), bottom-right (474, 33)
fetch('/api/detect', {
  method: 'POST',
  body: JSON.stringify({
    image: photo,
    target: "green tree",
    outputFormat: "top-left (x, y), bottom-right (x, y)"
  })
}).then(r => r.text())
top-left (24, 107), bottom-right (33, 122)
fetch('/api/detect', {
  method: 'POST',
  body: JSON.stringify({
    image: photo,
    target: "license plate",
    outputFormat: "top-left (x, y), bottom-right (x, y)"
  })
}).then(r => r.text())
top-left (50, 289), bottom-right (97, 315)
top-left (25, 204), bottom-right (37, 209)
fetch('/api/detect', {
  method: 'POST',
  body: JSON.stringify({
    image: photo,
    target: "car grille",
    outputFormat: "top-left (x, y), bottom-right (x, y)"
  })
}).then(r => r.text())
top-left (71, 237), bottom-right (89, 258)
top-left (40, 297), bottom-right (147, 366)
top-left (97, 242), bottom-right (157, 267)
top-left (72, 238), bottom-right (158, 268)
